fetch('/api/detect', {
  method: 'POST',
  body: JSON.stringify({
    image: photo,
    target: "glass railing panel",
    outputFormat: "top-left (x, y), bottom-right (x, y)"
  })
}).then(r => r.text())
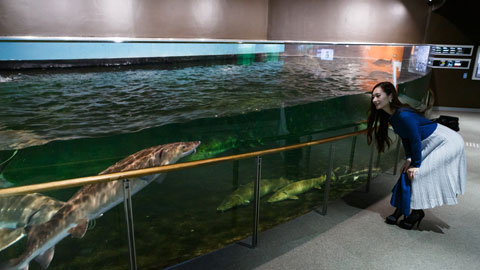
top-left (398, 73), bottom-right (432, 111)
top-left (0, 188), bottom-right (129, 270)
top-left (0, 135), bottom-right (151, 188)
top-left (327, 135), bottom-right (371, 200)
top-left (373, 129), bottom-right (403, 174)
top-left (134, 159), bottom-right (257, 269)
top-left (259, 143), bottom-right (332, 231)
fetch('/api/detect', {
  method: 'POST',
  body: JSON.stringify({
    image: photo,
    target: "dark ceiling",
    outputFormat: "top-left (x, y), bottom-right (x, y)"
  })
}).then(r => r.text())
top-left (434, 0), bottom-right (480, 44)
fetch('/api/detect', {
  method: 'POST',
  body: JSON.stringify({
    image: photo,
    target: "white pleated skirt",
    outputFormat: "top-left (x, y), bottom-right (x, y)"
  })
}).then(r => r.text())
top-left (410, 124), bottom-right (467, 209)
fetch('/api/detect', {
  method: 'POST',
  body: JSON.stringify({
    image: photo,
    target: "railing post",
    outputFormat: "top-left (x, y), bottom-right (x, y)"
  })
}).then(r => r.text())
top-left (393, 136), bottom-right (401, 175)
top-left (306, 135), bottom-right (312, 176)
top-left (320, 143), bottom-right (335, 215)
top-left (366, 140), bottom-right (376, 193)
top-left (123, 179), bottom-right (137, 270)
top-left (251, 156), bottom-right (262, 248)
top-left (375, 150), bottom-right (381, 168)
top-left (348, 127), bottom-right (358, 173)
top-left (239, 156), bottom-right (262, 249)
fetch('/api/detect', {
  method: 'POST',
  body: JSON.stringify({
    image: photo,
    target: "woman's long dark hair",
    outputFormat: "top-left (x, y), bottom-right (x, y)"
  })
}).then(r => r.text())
top-left (366, 81), bottom-right (412, 152)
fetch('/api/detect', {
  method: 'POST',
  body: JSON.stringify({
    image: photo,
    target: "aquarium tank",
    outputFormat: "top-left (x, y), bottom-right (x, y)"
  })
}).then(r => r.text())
top-left (0, 42), bottom-right (430, 269)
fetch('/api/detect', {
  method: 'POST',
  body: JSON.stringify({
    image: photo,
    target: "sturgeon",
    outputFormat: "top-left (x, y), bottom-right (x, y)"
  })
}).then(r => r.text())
top-left (0, 150), bottom-right (65, 252)
top-left (267, 175), bottom-right (327, 203)
top-left (217, 177), bottom-right (293, 212)
top-left (0, 141), bottom-right (200, 270)
top-left (0, 150), bottom-right (17, 188)
top-left (336, 168), bottom-right (381, 182)
top-left (0, 194), bottom-right (64, 252)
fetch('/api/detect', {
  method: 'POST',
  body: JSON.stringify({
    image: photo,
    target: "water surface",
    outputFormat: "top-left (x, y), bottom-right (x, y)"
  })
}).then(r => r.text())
top-left (0, 57), bottom-right (391, 150)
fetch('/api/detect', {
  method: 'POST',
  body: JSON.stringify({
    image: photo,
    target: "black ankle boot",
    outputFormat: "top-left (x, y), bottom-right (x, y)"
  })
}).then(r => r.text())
top-left (399, 209), bottom-right (425, 230)
top-left (385, 208), bottom-right (403, 225)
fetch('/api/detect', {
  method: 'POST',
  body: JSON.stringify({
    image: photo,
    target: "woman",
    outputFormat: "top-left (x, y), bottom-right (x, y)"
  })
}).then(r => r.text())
top-left (367, 81), bottom-right (466, 230)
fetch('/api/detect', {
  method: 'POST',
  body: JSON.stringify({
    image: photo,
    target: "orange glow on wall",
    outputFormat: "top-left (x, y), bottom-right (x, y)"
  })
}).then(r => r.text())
top-left (361, 46), bottom-right (404, 91)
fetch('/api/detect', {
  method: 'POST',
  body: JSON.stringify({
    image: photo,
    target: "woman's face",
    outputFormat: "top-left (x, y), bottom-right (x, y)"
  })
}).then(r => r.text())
top-left (372, 86), bottom-right (391, 111)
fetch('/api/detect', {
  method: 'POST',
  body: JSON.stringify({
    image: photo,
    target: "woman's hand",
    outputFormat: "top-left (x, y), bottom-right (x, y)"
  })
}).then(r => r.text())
top-left (406, 167), bottom-right (419, 180)
top-left (400, 158), bottom-right (411, 173)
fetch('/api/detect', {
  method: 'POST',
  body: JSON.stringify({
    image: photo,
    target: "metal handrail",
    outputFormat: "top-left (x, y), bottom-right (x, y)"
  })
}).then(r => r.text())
top-left (0, 128), bottom-right (367, 197)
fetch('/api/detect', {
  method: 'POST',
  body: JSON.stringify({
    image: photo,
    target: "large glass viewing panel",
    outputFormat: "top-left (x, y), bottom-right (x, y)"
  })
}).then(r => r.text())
top-left (0, 42), bottom-right (430, 269)
top-left (0, 186), bottom-right (130, 270)
top-left (132, 160), bottom-right (257, 269)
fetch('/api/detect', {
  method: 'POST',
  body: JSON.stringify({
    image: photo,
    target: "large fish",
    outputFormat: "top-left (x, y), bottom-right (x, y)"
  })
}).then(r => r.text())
top-left (0, 194), bottom-right (64, 252)
top-left (0, 150), bottom-right (17, 189)
top-left (267, 175), bottom-right (327, 203)
top-left (336, 168), bottom-right (381, 182)
top-left (217, 177), bottom-right (293, 212)
top-left (0, 141), bottom-right (200, 270)
top-left (0, 151), bottom-right (63, 252)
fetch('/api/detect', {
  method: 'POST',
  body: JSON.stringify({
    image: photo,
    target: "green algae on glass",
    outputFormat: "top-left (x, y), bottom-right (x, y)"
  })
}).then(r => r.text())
top-left (188, 136), bottom-right (239, 161)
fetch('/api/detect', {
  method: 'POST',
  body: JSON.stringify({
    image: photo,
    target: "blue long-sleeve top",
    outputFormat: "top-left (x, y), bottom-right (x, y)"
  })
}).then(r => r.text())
top-left (389, 107), bottom-right (437, 168)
